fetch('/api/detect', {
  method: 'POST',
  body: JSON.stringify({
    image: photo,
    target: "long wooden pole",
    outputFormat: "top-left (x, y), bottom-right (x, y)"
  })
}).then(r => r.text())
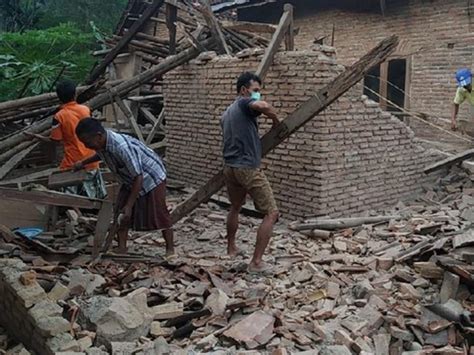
top-left (170, 35), bottom-right (399, 224)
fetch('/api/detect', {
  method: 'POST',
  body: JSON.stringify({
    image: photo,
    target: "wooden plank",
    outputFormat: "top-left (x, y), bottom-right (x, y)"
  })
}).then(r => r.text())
top-left (256, 4), bottom-right (293, 79)
top-left (48, 170), bottom-right (88, 189)
top-left (0, 143), bottom-right (39, 180)
top-left (200, 1), bottom-right (231, 55)
top-left (87, 37), bottom-right (214, 110)
top-left (0, 167), bottom-right (58, 186)
top-left (284, 4), bottom-right (294, 51)
top-left (424, 149), bottom-right (474, 174)
top-left (166, 3), bottom-right (178, 55)
top-left (0, 199), bottom-right (48, 229)
top-left (169, 35), bottom-right (399, 224)
top-left (140, 107), bottom-right (158, 124)
top-left (290, 215), bottom-right (399, 231)
top-left (146, 110), bottom-right (165, 145)
top-left (114, 96), bottom-right (145, 142)
top-left (86, 0), bottom-right (165, 84)
top-left (0, 187), bottom-right (103, 209)
top-left (379, 61), bottom-right (388, 110)
top-left (93, 201), bottom-right (113, 258)
top-left (222, 20), bottom-right (276, 34)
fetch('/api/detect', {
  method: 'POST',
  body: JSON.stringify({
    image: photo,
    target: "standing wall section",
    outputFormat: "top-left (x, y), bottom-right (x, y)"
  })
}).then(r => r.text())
top-left (164, 49), bottom-right (436, 218)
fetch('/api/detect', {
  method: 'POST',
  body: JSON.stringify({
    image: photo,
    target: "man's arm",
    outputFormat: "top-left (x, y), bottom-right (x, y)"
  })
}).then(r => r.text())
top-left (452, 103), bottom-right (459, 131)
top-left (73, 154), bottom-right (102, 171)
top-left (250, 100), bottom-right (279, 127)
top-left (23, 132), bottom-right (56, 143)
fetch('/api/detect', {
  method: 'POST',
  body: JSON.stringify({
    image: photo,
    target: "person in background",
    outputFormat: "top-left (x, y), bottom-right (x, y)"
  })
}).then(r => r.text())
top-left (451, 68), bottom-right (474, 133)
top-left (74, 118), bottom-right (174, 256)
top-left (220, 71), bottom-right (280, 273)
top-left (25, 79), bottom-right (106, 199)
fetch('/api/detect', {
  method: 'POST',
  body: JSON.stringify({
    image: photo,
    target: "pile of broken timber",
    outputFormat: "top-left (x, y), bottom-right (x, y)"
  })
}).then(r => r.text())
top-left (0, 0), bottom-right (273, 181)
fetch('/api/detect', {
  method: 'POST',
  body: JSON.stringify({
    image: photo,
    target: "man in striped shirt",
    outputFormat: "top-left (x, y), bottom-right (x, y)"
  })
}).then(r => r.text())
top-left (74, 118), bottom-right (174, 255)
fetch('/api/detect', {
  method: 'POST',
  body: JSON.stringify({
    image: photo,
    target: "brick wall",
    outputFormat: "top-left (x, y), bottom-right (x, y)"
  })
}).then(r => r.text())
top-left (0, 259), bottom-right (80, 355)
top-left (288, 0), bottom-right (473, 124)
top-left (163, 48), bottom-right (437, 218)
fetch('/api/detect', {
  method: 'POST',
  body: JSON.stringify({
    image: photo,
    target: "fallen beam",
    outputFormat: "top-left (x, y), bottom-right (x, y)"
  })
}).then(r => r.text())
top-left (0, 187), bottom-right (103, 209)
top-left (48, 170), bottom-right (88, 189)
top-left (289, 216), bottom-right (400, 231)
top-left (169, 35), bottom-right (399, 224)
top-left (87, 37), bottom-right (214, 110)
top-left (86, 0), bottom-right (165, 84)
top-left (0, 143), bottom-right (39, 180)
top-left (424, 149), bottom-right (474, 174)
top-left (256, 3), bottom-right (293, 80)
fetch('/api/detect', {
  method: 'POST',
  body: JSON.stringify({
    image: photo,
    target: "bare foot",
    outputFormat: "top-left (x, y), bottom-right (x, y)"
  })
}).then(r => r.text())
top-left (165, 248), bottom-right (176, 258)
top-left (248, 261), bottom-right (273, 274)
top-left (227, 244), bottom-right (240, 257)
top-left (112, 247), bottom-right (128, 255)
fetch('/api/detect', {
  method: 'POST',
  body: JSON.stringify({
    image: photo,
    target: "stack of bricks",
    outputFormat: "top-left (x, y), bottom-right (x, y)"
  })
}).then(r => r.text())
top-left (163, 47), bottom-right (437, 219)
top-left (0, 259), bottom-right (80, 354)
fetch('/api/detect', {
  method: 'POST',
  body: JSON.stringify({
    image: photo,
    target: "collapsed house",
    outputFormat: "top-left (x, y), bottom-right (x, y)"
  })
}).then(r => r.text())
top-left (0, 0), bottom-right (473, 354)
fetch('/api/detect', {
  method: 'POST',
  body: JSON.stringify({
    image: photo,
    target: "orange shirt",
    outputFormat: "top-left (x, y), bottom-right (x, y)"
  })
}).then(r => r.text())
top-left (50, 101), bottom-right (99, 171)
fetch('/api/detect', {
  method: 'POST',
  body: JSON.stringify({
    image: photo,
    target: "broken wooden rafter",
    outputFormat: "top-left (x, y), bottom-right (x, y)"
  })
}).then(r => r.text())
top-left (0, 143), bottom-right (39, 180)
top-left (87, 37), bottom-right (215, 110)
top-left (424, 149), bottom-right (474, 174)
top-left (166, 3), bottom-right (178, 54)
top-left (222, 20), bottom-right (277, 34)
top-left (112, 95), bottom-right (145, 142)
top-left (86, 0), bottom-right (165, 84)
top-left (199, 1), bottom-right (232, 55)
top-left (290, 215), bottom-right (399, 231)
top-left (146, 110), bottom-right (165, 145)
top-left (48, 170), bottom-right (88, 189)
top-left (0, 187), bottom-right (103, 209)
top-left (256, 3), bottom-right (293, 80)
top-left (169, 35), bottom-right (399, 224)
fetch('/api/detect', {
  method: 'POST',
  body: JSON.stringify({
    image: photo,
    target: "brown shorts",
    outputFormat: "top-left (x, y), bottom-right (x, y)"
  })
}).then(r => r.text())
top-left (117, 181), bottom-right (172, 231)
top-left (223, 166), bottom-right (278, 214)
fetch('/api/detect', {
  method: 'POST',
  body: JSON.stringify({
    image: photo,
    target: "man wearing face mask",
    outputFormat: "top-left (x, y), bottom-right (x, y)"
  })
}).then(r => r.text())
top-left (220, 71), bottom-right (280, 273)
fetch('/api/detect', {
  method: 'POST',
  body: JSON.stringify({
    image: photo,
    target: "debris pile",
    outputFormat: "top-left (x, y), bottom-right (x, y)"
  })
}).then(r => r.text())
top-left (0, 166), bottom-right (473, 353)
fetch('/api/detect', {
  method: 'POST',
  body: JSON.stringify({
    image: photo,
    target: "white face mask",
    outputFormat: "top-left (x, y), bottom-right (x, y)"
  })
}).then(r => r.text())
top-left (251, 91), bottom-right (261, 101)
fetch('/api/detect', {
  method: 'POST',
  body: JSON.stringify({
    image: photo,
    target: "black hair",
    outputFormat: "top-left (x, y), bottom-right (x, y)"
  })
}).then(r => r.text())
top-left (76, 117), bottom-right (106, 137)
top-left (56, 79), bottom-right (77, 103)
top-left (236, 71), bottom-right (261, 93)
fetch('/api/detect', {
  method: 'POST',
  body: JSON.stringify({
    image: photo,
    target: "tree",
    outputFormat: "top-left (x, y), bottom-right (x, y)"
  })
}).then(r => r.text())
top-left (0, 0), bottom-right (46, 32)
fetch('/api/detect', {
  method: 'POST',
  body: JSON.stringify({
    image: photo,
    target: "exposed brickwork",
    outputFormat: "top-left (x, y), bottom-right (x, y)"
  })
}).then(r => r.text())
top-left (289, 0), bottom-right (473, 123)
top-left (0, 259), bottom-right (79, 355)
top-left (163, 49), bottom-right (436, 218)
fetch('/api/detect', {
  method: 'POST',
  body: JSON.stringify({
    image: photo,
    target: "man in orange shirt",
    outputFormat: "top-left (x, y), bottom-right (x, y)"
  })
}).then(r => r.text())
top-left (26, 80), bottom-right (106, 199)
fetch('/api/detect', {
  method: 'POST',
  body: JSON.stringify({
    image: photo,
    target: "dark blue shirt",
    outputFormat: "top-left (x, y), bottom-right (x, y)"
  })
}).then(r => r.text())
top-left (221, 97), bottom-right (262, 168)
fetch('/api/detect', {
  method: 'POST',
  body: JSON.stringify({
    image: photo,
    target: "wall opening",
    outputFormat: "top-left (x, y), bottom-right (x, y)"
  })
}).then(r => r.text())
top-left (363, 58), bottom-right (407, 112)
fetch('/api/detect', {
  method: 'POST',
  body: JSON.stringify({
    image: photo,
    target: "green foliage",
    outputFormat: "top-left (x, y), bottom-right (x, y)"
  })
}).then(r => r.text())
top-left (0, 24), bottom-right (96, 101)
top-left (38, 0), bottom-right (129, 33)
top-left (0, 0), bottom-right (46, 32)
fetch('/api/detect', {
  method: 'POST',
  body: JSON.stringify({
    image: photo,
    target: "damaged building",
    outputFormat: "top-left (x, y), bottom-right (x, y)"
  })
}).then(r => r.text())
top-left (0, 0), bottom-right (473, 354)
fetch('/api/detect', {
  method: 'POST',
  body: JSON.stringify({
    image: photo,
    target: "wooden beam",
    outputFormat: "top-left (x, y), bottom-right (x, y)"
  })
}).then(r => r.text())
top-left (424, 149), bottom-right (474, 174)
top-left (0, 187), bottom-right (103, 209)
top-left (379, 61), bottom-right (388, 110)
top-left (86, 0), bottom-right (165, 84)
top-left (199, 1), bottom-right (231, 55)
top-left (222, 20), bottom-right (277, 34)
top-left (0, 167), bottom-right (58, 186)
top-left (146, 110), bottom-right (165, 145)
top-left (48, 170), bottom-right (88, 189)
top-left (166, 3), bottom-right (178, 55)
top-left (169, 35), bottom-right (399, 224)
top-left (140, 107), bottom-right (158, 125)
top-left (256, 4), bottom-right (293, 79)
top-left (113, 95), bottom-right (146, 142)
top-left (87, 37), bottom-right (215, 110)
top-left (93, 201), bottom-right (113, 258)
top-left (0, 143), bottom-right (38, 180)
top-left (284, 4), bottom-right (294, 51)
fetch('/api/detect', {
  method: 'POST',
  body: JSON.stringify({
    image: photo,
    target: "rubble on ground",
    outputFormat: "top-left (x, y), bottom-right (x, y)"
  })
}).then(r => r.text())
top-left (0, 166), bottom-right (474, 354)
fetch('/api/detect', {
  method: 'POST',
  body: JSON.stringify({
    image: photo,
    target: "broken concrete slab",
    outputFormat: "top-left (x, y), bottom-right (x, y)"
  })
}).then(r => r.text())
top-left (205, 288), bottom-right (229, 316)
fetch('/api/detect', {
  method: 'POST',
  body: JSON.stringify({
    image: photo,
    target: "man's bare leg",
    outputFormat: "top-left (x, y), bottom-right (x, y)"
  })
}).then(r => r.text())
top-left (249, 210), bottom-right (278, 271)
top-left (162, 228), bottom-right (175, 256)
top-left (226, 185), bottom-right (246, 257)
top-left (117, 228), bottom-right (129, 254)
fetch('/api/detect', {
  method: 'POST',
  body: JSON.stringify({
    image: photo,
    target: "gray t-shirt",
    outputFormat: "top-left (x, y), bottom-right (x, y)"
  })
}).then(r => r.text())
top-left (221, 97), bottom-right (262, 168)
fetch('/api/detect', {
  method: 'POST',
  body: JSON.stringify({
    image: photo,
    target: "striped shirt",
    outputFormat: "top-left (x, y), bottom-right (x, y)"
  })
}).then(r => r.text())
top-left (98, 130), bottom-right (166, 196)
